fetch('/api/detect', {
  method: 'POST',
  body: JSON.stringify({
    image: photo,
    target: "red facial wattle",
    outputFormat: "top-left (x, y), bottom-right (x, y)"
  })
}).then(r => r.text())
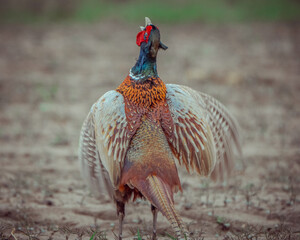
top-left (136, 25), bottom-right (153, 46)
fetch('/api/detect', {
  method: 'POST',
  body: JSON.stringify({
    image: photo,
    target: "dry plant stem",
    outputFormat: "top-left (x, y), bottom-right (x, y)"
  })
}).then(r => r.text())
top-left (11, 228), bottom-right (17, 240)
top-left (116, 201), bottom-right (125, 240)
top-left (151, 204), bottom-right (158, 240)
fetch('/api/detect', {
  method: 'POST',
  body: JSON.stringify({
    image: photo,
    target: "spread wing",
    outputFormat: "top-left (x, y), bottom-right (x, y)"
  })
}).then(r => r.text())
top-left (166, 84), bottom-right (216, 176)
top-left (199, 92), bottom-right (243, 181)
top-left (165, 84), bottom-right (242, 180)
top-left (78, 90), bottom-right (130, 197)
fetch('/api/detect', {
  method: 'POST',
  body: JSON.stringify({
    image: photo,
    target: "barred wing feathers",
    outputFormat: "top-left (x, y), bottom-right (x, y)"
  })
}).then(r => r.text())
top-left (166, 84), bottom-right (242, 180)
top-left (166, 84), bottom-right (216, 176)
top-left (79, 110), bottom-right (113, 198)
top-left (199, 92), bottom-right (243, 181)
top-left (79, 90), bottom-right (130, 197)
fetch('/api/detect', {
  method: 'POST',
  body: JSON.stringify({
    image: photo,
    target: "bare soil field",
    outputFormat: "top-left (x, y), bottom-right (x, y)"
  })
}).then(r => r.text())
top-left (0, 21), bottom-right (299, 239)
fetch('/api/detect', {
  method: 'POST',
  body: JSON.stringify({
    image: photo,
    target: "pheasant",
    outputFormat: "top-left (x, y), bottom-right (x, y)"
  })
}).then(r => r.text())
top-left (79, 17), bottom-right (242, 240)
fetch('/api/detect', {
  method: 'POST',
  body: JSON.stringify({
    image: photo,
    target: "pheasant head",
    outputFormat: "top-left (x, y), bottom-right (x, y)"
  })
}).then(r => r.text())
top-left (130, 17), bottom-right (168, 81)
top-left (116, 17), bottom-right (168, 108)
top-left (136, 17), bottom-right (168, 57)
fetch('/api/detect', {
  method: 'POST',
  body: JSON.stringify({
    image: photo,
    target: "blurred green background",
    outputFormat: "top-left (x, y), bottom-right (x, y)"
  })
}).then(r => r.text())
top-left (1, 0), bottom-right (300, 24)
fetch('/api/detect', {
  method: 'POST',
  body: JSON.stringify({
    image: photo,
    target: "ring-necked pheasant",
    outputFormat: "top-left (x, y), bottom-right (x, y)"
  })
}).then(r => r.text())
top-left (79, 17), bottom-right (242, 240)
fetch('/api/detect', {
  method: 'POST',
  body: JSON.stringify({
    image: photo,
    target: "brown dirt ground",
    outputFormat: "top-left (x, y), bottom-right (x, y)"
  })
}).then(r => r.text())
top-left (0, 21), bottom-right (300, 240)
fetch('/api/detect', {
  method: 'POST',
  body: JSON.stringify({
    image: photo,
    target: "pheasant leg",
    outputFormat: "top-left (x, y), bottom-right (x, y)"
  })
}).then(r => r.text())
top-left (116, 201), bottom-right (125, 240)
top-left (151, 204), bottom-right (158, 240)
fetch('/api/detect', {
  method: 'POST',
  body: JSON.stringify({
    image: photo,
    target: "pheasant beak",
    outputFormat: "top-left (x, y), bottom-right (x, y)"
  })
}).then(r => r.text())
top-left (145, 17), bottom-right (168, 50)
top-left (159, 41), bottom-right (168, 50)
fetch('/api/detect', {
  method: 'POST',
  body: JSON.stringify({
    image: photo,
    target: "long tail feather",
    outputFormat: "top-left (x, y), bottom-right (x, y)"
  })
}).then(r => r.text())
top-left (131, 175), bottom-right (189, 239)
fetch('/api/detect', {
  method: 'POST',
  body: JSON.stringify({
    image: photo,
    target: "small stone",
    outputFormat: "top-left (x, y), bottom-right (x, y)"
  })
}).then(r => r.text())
top-left (183, 202), bottom-right (192, 210)
top-left (224, 223), bottom-right (230, 229)
top-left (45, 200), bottom-right (54, 206)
